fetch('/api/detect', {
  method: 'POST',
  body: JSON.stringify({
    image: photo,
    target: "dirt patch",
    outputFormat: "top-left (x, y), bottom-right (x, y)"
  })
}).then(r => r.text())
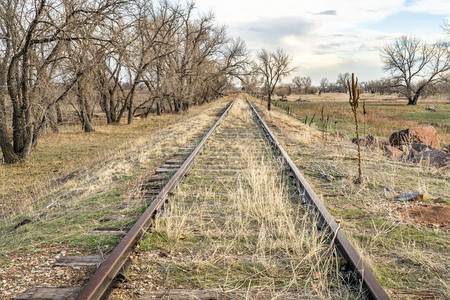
top-left (0, 245), bottom-right (94, 298)
top-left (398, 203), bottom-right (450, 231)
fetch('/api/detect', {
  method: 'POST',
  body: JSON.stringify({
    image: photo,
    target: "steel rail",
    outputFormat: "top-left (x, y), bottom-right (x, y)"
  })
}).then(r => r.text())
top-left (75, 100), bottom-right (234, 300)
top-left (247, 99), bottom-right (389, 300)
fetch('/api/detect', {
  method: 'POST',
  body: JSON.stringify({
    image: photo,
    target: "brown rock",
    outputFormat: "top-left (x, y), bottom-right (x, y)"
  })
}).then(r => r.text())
top-left (383, 145), bottom-right (403, 158)
top-left (410, 127), bottom-right (440, 149)
top-left (389, 126), bottom-right (440, 149)
top-left (433, 197), bottom-right (445, 204)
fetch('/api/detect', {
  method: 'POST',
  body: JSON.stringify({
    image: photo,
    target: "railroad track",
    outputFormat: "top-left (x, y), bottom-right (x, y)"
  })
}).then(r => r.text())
top-left (15, 98), bottom-right (389, 299)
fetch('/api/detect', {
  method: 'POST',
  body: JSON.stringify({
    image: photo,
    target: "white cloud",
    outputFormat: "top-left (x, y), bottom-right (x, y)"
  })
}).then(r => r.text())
top-left (193, 0), bottom-right (449, 84)
top-left (406, 0), bottom-right (450, 15)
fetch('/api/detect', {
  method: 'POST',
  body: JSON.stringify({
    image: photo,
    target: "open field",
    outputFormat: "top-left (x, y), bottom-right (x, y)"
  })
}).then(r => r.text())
top-left (271, 93), bottom-right (450, 145)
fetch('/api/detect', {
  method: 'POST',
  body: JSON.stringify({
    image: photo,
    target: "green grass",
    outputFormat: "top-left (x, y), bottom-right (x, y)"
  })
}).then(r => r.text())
top-left (273, 97), bottom-right (450, 144)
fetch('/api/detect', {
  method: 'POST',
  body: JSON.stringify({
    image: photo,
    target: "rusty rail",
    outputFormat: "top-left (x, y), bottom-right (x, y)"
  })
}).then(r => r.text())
top-left (75, 100), bottom-right (234, 300)
top-left (247, 99), bottom-right (389, 300)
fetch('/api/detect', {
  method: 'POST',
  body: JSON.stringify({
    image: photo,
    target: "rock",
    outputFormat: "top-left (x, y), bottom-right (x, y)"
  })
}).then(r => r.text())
top-left (383, 145), bottom-right (403, 158)
top-left (354, 135), bottom-right (380, 148)
top-left (395, 191), bottom-right (424, 201)
top-left (389, 126), bottom-right (440, 149)
top-left (364, 135), bottom-right (379, 148)
top-left (407, 148), bottom-right (419, 160)
top-left (411, 143), bottom-right (432, 152)
top-left (410, 127), bottom-right (440, 148)
top-left (433, 197), bottom-right (445, 204)
top-left (411, 149), bottom-right (450, 168)
top-left (389, 129), bottom-right (410, 146)
top-left (351, 137), bottom-right (365, 144)
top-left (425, 105), bottom-right (436, 112)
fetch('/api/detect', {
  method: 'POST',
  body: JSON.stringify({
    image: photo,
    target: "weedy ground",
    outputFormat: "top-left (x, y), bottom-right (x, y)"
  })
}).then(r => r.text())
top-left (1, 93), bottom-right (448, 299)
top-left (0, 97), bottom-right (231, 297)
top-left (274, 93), bottom-right (449, 145)
top-left (250, 94), bottom-right (449, 299)
top-left (111, 99), bottom-right (360, 299)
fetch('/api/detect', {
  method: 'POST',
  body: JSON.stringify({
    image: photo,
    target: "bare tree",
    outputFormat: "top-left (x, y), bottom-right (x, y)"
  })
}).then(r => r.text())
top-left (443, 19), bottom-right (450, 35)
top-left (366, 78), bottom-right (397, 95)
top-left (292, 76), bottom-right (301, 91)
top-left (336, 72), bottom-right (350, 93)
top-left (381, 36), bottom-right (450, 105)
top-left (131, 2), bottom-right (247, 118)
top-left (0, 0), bottom-right (122, 163)
top-left (0, 0), bottom-right (247, 164)
top-left (319, 78), bottom-right (329, 92)
top-left (292, 76), bottom-right (311, 94)
top-left (239, 74), bottom-right (261, 95)
top-left (255, 48), bottom-right (294, 110)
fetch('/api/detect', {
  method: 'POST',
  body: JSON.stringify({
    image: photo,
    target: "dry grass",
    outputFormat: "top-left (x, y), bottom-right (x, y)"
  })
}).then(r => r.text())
top-left (250, 94), bottom-right (450, 299)
top-left (113, 98), bottom-right (361, 299)
top-left (0, 98), bottom-right (232, 220)
top-left (0, 97), bottom-right (237, 298)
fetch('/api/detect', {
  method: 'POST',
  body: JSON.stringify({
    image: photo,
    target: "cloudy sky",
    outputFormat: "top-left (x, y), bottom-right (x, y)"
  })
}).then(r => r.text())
top-left (194, 0), bottom-right (449, 85)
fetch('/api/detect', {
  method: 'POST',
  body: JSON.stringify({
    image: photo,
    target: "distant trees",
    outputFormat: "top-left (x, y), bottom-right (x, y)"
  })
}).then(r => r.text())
top-left (292, 76), bottom-right (312, 94)
top-left (319, 78), bottom-right (329, 92)
top-left (365, 78), bottom-right (397, 95)
top-left (336, 72), bottom-right (350, 93)
top-left (0, 0), bottom-right (249, 163)
top-left (255, 48), bottom-right (293, 110)
top-left (275, 84), bottom-right (291, 98)
top-left (381, 36), bottom-right (450, 105)
top-left (239, 74), bottom-right (261, 95)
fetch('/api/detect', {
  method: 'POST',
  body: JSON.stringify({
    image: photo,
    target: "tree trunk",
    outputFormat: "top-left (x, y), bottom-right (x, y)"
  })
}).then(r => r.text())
top-left (55, 103), bottom-right (63, 124)
top-left (127, 98), bottom-right (133, 124)
top-left (101, 94), bottom-right (113, 124)
top-left (127, 86), bottom-right (136, 125)
top-left (77, 83), bottom-right (95, 133)
top-left (0, 124), bottom-right (20, 163)
top-left (267, 93), bottom-right (271, 111)
top-left (408, 86), bottom-right (425, 105)
top-left (156, 102), bottom-right (161, 116)
top-left (82, 117), bottom-right (94, 132)
top-left (174, 99), bottom-right (180, 113)
top-left (407, 98), bottom-right (416, 105)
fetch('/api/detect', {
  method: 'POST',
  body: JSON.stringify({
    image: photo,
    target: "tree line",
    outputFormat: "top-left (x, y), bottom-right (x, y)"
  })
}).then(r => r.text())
top-left (250, 35), bottom-right (449, 108)
top-left (0, 1), bottom-right (448, 164)
top-left (0, 0), bottom-right (248, 163)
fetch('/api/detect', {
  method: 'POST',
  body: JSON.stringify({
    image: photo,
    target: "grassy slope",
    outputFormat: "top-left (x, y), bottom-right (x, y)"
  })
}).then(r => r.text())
top-left (251, 94), bottom-right (449, 299)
